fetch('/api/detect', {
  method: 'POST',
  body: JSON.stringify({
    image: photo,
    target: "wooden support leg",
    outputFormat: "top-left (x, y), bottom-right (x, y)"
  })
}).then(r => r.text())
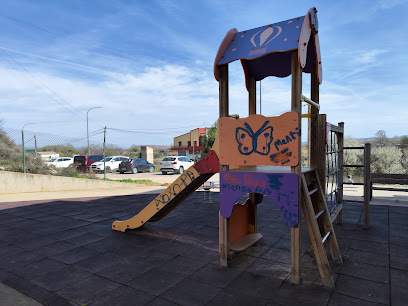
top-left (219, 215), bottom-right (230, 267)
top-left (290, 225), bottom-right (302, 284)
top-left (248, 193), bottom-right (257, 234)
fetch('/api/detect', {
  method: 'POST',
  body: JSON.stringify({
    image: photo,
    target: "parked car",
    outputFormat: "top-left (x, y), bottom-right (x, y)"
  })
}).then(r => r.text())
top-left (160, 156), bottom-right (194, 175)
top-left (119, 158), bottom-right (155, 174)
top-left (74, 155), bottom-right (104, 172)
top-left (90, 156), bottom-right (129, 173)
top-left (45, 158), bottom-right (58, 166)
top-left (53, 157), bottom-right (74, 168)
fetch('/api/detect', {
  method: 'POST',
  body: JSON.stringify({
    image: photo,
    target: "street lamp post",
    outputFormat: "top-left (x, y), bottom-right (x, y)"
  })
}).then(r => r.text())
top-left (87, 107), bottom-right (102, 155)
top-left (22, 123), bottom-right (36, 173)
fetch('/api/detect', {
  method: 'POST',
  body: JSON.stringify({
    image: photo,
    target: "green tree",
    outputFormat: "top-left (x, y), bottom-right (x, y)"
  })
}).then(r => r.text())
top-left (202, 122), bottom-right (217, 155)
top-left (343, 137), bottom-right (364, 178)
top-left (371, 146), bottom-right (403, 174)
top-left (400, 136), bottom-right (408, 173)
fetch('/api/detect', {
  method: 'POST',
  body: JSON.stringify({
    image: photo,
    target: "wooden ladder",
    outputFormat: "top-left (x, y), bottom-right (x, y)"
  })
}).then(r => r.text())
top-left (301, 169), bottom-right (343, 288)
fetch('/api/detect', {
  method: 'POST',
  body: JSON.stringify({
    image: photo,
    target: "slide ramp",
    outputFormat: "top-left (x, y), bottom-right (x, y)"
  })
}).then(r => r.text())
top-left (112, 150), bottom-right (219, 232)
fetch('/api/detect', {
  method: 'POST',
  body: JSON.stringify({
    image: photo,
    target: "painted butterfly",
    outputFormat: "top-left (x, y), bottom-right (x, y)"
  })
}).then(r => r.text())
top-left (235, 121), bottom-right (273, 155)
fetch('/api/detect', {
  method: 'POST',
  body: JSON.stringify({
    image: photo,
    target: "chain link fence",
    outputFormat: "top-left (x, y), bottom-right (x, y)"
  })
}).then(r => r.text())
top-left (0, 126), bottom-right (171, 177)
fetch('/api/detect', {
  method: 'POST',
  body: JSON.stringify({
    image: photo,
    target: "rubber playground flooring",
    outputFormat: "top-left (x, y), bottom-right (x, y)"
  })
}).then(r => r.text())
top-left (0, 192), bottom-right (407, 305)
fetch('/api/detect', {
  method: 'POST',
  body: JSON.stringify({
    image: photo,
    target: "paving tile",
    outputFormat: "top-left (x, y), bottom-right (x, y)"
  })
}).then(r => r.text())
top-left (36, 241), bottom-right (77, 257)
top-left (0, 251), bottom-right (46, 271)
top-left (127, 267), bottom-right (185, 296)
top-left (340, 260), bottom-right (389, 283)
top-left (0, 244), bottom-right (25, 259)
top-left (246, 258), bottom-right (290, 280)
top-left (11, 257), bottom-right (67, 280)
top-left (57, 275), bottom-right (121, 305)
top-left (75, 251), bottom-right (125, 273)
top-left (63, 232), bottom-right (106, 247)
top-left (346, 248), bottom-right (389, 267)
top-left (161, 278), bottom-right (222, 306)
top-left (349, 240), bottom-right (389, 255)
top-left (390, 253), bottom-right (408, 271)
top-left (334, 274), bottom-right (389, 304)
top-left (0, 268), bottom-right (10, 282)
top-left (50, 246), bottom-right (101, 264)
top-left (3, 274), bottom-right (72, 306)
top-left (157, 255), bottom-right (209, 276)
top-left (390, 244), bottom-right (408, 258)
top-left (226, 271), bottom-right (283, 299)
top-left (391, 284), bottom-right (408, 306)
top-left (390, 268), bottom-right (408, 289)
top-left (146, 297), bottom-right (180, 306)
top-left (96, 259), bottom-right (158, 283)
top-left (14, 236), bottom-right (59, 250)
top-left (328, 292), bottom-right (382, 305)
top-left (51, 227), bottom-right (90, 240)
top-left (208, 288), bottom-right (268, 306)
top-left (32, 266), bottom-right (92, 292)
top-left (188, 262), bottom-right (243, 289)
top-left (83, 237), bottom-right (121, 252)
top-left (261, 247), bottom-right (291, 264)
top-left (267, 282), bottom-right (331, 305)
top-left (90, 285), bottom-right (155, 306)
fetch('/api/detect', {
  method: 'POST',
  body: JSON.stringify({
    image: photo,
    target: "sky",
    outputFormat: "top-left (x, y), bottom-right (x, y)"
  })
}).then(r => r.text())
top-left (0, 0), bottom-right (407, 148)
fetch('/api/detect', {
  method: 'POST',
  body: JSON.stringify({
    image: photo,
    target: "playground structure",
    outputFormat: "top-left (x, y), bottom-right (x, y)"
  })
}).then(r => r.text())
top-left (112, 7), bottom-right (345, 288)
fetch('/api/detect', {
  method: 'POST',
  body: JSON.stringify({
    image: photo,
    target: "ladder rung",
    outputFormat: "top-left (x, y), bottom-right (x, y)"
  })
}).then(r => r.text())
top-left (321, 231), bottom-right (331, 243)
top-left (315, 210), bottom-right (324, 219)
top-left (308, 188), bottom-right (318, 196)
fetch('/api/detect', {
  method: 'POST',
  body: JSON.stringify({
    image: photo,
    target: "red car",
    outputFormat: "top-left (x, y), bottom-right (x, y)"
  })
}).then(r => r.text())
top-left (74, 155), bottom-right (104, 172)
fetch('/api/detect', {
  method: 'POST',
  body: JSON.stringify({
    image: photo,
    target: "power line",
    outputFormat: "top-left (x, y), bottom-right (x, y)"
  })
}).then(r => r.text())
top-left (0, 48), bottom-right (103, 127)
top-left (0, 11), bottom-right (140, 64)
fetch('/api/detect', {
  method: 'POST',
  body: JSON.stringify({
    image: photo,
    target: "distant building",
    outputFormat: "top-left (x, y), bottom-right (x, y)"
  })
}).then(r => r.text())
top-left (171, 128), bottom-right (208, 160)
top-left (37, 151), bottom-right (59, 161)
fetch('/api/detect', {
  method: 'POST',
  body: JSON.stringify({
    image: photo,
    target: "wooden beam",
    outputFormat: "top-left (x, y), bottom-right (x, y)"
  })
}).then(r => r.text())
top-left (290, 51), bottom-right (302, 284)
top-left (247, 75), bottom-right (257, 233)
top-left (317, 114), bottom-right (327, 195)
top-left (337, 122), bottom-right (344, 224)
top-left (363, 143), bottom-right (371, 229)
top-left (309, 62), bottom-right (320, 168)
top-left (218, 64), bottom-right (230, 266)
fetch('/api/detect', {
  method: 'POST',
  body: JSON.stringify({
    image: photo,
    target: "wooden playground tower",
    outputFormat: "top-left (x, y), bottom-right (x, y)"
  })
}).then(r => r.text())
top-left (112, 7), bottom-right (344, 289)
top-left (214, 7), bottom-right (343, 287)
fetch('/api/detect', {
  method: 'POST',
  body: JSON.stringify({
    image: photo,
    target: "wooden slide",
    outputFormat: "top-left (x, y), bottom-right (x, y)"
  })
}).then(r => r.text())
top-left (112, 150), bottom-right (219, 232)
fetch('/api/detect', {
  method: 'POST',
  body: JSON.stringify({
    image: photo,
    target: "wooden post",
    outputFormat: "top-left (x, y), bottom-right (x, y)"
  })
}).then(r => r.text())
top-left (309, 62), bottom-right (320, 169)
top-left (317, 114), bottom-right (327, 195)
top-left (363, 143), bottom-right (371, 229)
top-left (290, 51), bottom-right (302, 284)
top-left (248, 76), bottom-right (257, 233)
top-left (219, 64), bottom-right (230, 266)
top-left (337, 122), bottom-right (344, 224)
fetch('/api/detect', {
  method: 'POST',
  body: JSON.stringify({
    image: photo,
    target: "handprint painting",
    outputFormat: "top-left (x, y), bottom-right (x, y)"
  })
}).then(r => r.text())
top-left (219, 112), bottom-right (299, 166)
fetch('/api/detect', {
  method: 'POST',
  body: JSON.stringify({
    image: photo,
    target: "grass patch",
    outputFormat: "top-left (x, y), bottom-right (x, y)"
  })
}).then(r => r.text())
top-left (108, 178), bottom-right (153, 184)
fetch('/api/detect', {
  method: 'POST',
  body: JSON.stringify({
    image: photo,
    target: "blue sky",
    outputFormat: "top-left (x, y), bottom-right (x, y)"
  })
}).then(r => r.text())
top-left (0, 0), bottom-right (407, 147)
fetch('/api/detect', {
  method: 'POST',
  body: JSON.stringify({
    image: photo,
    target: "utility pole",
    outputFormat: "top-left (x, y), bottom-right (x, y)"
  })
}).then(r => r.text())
top-left (87, 106), bottom-right (102, 155)
top-left (34, 135), bottom-right (38, 158)
top-left (103, 126), bottom-right (106, 180)
top-left (22, 123), bottom-right (36, 173)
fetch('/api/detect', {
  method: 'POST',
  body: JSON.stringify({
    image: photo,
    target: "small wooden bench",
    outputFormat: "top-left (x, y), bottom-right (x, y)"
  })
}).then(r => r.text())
top-left (370, 173), bottom-right (408, 199)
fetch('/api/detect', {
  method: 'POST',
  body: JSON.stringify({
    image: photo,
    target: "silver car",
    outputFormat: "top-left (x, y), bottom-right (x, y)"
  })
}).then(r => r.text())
top-left (160, 156), bottom-right (194, 175)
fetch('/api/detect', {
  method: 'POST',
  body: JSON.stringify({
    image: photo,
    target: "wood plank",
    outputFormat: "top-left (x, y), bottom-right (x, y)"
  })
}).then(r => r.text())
top-left (247, 75), bottom-right (257, 234)
top-left (309, 63), bottom-right (319, 169)
top-left (290, 51), bottom-right (302, 284)
top-left (363, 143), bottom-right (371, 229)
top-left (219, 64), bottom-right (230, 266)
top-left (337, 122), bottom-right (344, 225)
top-left (329, 203), bottom-right (344, 224)
top-left (230, 233), bottom-right (262, 251)
top-left (327, 124), bottom-right (344, 134)
top-left (317, 114), bottom-right (326, 194)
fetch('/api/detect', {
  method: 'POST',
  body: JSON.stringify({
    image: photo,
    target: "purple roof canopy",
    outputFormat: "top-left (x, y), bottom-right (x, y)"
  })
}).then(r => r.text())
top-left (214, 7), bottom-right (322, 90)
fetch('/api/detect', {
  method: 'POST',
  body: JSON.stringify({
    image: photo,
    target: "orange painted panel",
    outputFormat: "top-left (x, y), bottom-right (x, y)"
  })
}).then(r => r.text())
top-left (230, 200), bottom-right (250, 243)
top-left (219, 112), bottom-right (299, 166)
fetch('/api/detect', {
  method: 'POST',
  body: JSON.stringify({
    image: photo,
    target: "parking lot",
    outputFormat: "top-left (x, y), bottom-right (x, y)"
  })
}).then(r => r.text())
top-left (95, 171), bottom-right (220, 185)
